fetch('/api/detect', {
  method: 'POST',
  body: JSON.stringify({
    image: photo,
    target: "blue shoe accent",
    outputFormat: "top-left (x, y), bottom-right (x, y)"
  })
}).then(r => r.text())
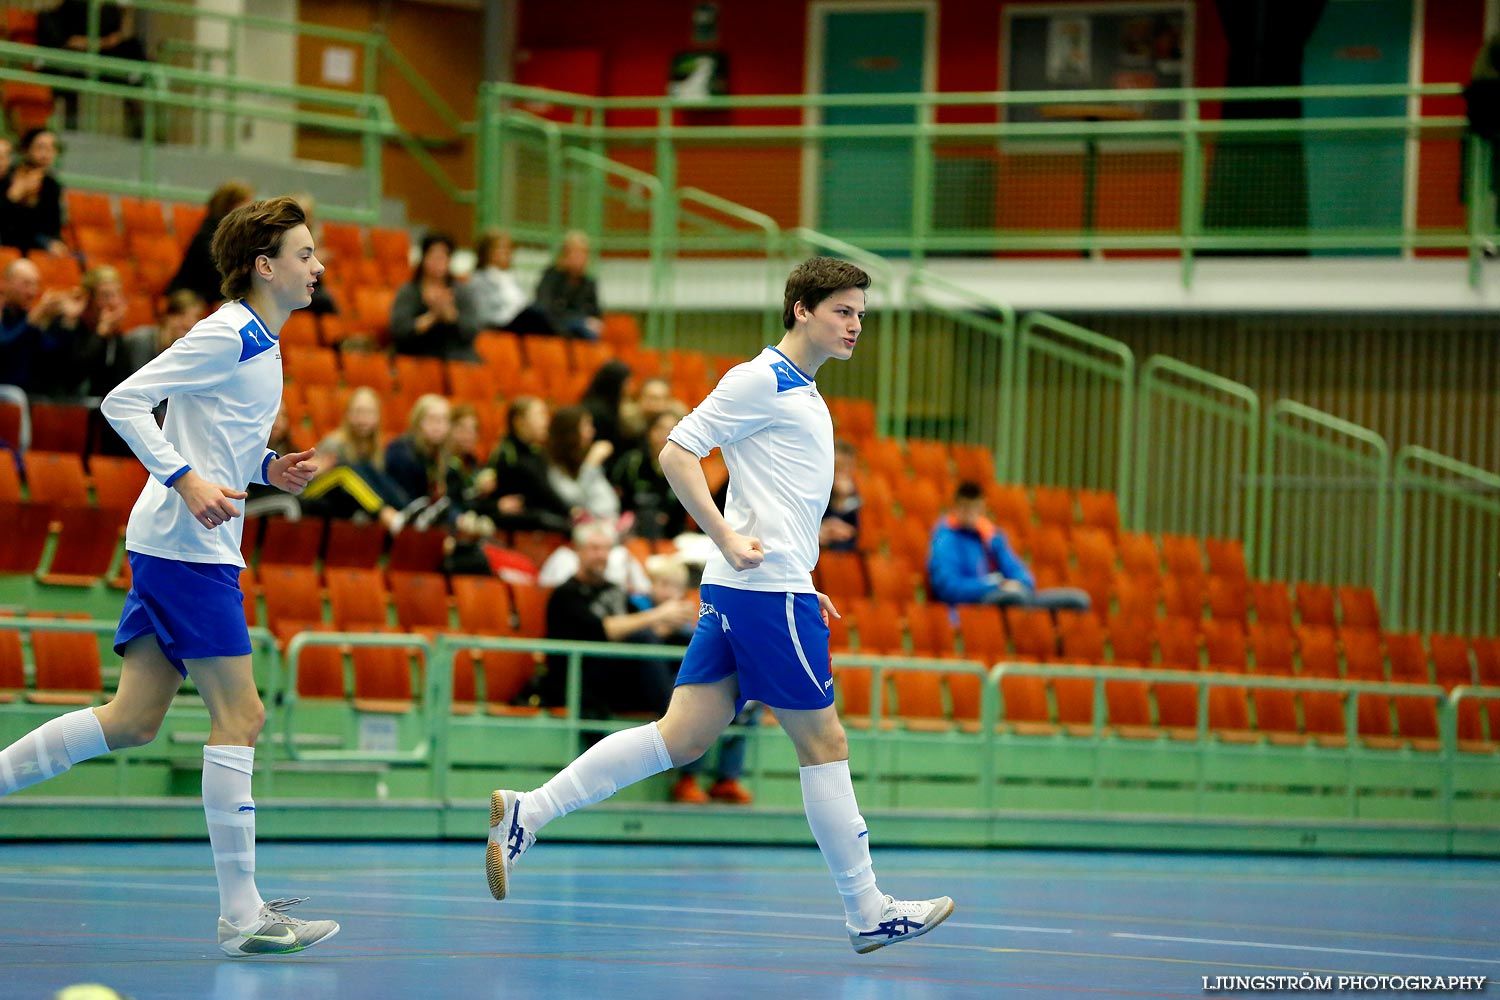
top-left (507, 799), bottom-right (527, 861)
top-left (858, 915), bottom-right (923, 941)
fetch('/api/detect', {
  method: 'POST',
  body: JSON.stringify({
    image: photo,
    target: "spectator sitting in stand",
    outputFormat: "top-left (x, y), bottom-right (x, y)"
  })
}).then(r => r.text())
top-left (631, 554), bottom-right (760, 805)
top-left (533, 229), bottom-right (602, 340)
top-left (26, 263), bottom-right (124, 400)
top-left (384, 393), bottom-right (456, 529)
top-left (610, 409), bottom-right (689, 542)
top-left (0, 129), bottom-right (67, 256)
top-left (392, 232), bottom-right (479, 360)
top-left (0, 257), bottom-right (56, 393)
top-left (487, 395), bottom-right (573, 534)
top-left (580, 358), bottom-right (633, 452)
top-left (546, 403), bottom-right (620, 525)
top-left (927, 481), bottom-right (1091, 611)
top-left (444, 402), bottom-right (500, 540)
top-left (167, 180), bottom-right (255, 306)
top-left (539, 520), bottom-right (697, 721)
top-left (470, 228), bottom-right (553, 334)
top-left (300, 386), bottom-right (411, 533)
top-left (818, 439), bottom-right (861, 552)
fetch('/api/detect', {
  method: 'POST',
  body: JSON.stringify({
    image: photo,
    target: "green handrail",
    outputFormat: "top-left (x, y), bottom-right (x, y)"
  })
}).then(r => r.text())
top-left (1014, 312), bottom-right (1136, 514)
top-left (677, 186), bottom-right (782, 335)
top-left (989, 661), bottom-right (1459, 820)
top-left (1260, 399), bottom-right (1391, 602)
top-left (1134, 355), bottom-right (1260, 549)
top-left (281, 631), bottom-right (437, 766)
top-left (1390, 446), bottom-right (1500, 636)
top-left (902, 270), bottom-right (1018, 476)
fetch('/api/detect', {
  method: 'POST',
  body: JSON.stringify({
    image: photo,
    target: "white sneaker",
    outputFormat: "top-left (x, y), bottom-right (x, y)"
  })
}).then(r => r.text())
top-left (487, 789), bottom-right (534, 900)
top-left (847, 894), bottom-right (955, 954)
top-left (217, 897), bottom-right (340, 957)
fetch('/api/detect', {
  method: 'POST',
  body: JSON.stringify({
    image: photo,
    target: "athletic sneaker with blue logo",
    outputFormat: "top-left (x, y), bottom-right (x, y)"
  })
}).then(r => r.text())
top-left (487, 789), bottom-right (535, 900)
top-left (217, 897), bottom-right (339, 957)
top-left (847, 894), bottom-right (955, 954)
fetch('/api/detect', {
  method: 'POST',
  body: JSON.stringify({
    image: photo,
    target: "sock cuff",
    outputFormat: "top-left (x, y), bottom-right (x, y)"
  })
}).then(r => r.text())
top-left (59, 708), bottom-right (109, 761)
top-left (799, 759), bottom-right (854, 802)
top-left (645, 722), bottom-right (673, 773)
top-left (204, 744), bottom-right (256, 774)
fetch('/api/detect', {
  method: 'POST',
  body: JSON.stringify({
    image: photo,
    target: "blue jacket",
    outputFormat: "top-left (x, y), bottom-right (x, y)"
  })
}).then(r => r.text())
top-left (927, 515), bottom-right (1034, 604)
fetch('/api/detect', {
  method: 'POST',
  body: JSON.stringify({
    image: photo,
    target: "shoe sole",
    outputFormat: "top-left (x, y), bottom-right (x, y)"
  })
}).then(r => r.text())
top-left (852, 899), bottom-right (956, 955)
top-left (221, 923), bottom-right (340, 958)
top-left (487, 789), bottom-right (510, 900)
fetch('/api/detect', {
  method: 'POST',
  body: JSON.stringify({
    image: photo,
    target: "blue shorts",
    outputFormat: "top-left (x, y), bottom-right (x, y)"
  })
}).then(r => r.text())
top-left (675, 584), bottom-right (835, 711)
top-left (113, 552), bottom-right (252, 677)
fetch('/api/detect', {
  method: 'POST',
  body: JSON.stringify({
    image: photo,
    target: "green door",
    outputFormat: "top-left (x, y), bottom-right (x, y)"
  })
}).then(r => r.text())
top-left (816, 7), bottom-right (928, 241)
top-left (1302, 0), bottom-right (1412, 255)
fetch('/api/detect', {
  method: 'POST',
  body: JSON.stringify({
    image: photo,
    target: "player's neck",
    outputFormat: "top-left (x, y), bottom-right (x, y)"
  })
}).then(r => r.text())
top-left (241, 290), bottom-right (287, 335)
top-left (773, 332), bottom-right (826, 378)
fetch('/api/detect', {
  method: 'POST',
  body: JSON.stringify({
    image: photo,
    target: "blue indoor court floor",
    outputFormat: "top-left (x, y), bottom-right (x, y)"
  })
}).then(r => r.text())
top-left (0, 840), bottom-right (1496, 1000)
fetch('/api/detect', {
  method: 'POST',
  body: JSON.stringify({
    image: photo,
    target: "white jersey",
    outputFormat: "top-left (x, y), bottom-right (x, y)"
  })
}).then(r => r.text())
top-left (101, 301), bottom-right (281, 567)
top-left (668, 346), bottom-right (834, 593)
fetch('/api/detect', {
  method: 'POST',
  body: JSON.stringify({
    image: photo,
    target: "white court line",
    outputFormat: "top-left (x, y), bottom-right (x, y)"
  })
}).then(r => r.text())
top-left (1112, 932), bottom-right (1500, 966)
top-left (0, 873), bottom-right (1070, 934)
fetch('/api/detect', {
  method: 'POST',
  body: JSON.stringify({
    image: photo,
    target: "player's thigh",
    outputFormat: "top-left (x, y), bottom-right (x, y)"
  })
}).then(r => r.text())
top-left (182, 653), bottom-right (262, 727)
top-left (774, 705), bottom-right (848, 767)
top-left (658, 674), bottom-right (739, 764)
top-left (96, 635), bottom-right (185, 743)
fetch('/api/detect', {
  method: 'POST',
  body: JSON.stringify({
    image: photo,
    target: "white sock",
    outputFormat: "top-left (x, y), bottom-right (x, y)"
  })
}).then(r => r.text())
top-left (521, 722), bottom-right (673, 833)
top-left (801, 760), bottom-right (883, 927)
top-left (203, 745), bottom-right (264, 927)
top-left (0, 708), bottom-right (109, 796)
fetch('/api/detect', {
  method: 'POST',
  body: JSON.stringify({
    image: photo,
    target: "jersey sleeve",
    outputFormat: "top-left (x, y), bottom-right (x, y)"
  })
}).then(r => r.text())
top-left (99, 321), bottom-right (240, 484)
top-left (666, 364), bottom-right (776, 459)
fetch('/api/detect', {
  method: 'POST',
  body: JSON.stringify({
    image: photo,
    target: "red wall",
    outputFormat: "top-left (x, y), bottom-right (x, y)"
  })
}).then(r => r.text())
top-left (516, 0), bottom-right (1484, 240)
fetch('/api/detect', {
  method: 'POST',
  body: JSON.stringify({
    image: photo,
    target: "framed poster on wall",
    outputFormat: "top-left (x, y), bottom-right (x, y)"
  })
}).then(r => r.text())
top-left (1001, 2), bottom-right (1194, 122)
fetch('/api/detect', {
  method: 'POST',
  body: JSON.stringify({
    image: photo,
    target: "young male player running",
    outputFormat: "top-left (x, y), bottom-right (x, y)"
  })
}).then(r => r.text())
top-left (0, 196), bottom-right (339, 957)
top-left (488, 256), bottom-right (955, 954)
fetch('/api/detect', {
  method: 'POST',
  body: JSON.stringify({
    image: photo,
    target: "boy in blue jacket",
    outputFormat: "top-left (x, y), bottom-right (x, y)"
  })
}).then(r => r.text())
top-left (928, 481), bottom-right (1089, 611)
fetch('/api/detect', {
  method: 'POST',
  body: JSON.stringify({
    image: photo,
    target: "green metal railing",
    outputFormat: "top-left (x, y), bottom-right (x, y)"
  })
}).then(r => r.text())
top-left (1014, 312), bottom-right (1136, 514)
top-left (0, 41), bottom-right (395, 222)
top-left (1390, 447), bottom-right (1500, 636)
top-left (479, 80), bottom-right (1488, 285)
top-left (1260, 400), bottom-right (1392, 606)
top-left (899, 271), bottom-right (1017, 472)
top-left (1133, 355), bottom-right (1260, 546)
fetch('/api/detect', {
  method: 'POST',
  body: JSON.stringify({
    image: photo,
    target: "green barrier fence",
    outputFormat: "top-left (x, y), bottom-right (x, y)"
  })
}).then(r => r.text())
top-left (1390, 447), bottom-right (1500, 636)
top-left (4, 620), bottom-right (1497, 849)
top-left (1014, 312), bottom-right (1135, 513)
top-left (1132, 355), bottom-right (1260, 546)
top-left (0, 40), bottom-right (394, 222)
top-left (478, 80), bottom-right (1487, 284)
top-left (1260, 399), bottom-right (1391, 605)
top-left (899, 272), bottom-right (1017, 471)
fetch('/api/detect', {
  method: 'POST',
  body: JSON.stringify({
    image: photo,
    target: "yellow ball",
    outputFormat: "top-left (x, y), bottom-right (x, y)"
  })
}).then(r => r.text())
top-left (55, 986), bottom-right (125, 1000)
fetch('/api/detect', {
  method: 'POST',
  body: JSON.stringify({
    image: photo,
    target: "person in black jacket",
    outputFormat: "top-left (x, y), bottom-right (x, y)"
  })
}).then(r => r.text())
top-left (391, 233), bottom-right (479, 360)
top-left (487, 395), bottom-right (573, 533)
top-left (0, 129), bottom-right (67, 255)
top-left (167, 180), bottom-right (254, 305)
top-left (533, 230), bottom-right (602, 339)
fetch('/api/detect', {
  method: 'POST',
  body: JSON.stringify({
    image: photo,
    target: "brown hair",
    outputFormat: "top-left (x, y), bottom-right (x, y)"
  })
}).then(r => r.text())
top-left (211, 195), bottom-right (308, 300)
top-left (206, 179), bottom-right (255, 220)
top-left (474, 228), bottom-right (511, 266)
top-left (781, 256), bottom-right (870, 330)
top-left (547, 404), bottom-right (592, 474)
top-left (328, 386), bottom-right (384, 468)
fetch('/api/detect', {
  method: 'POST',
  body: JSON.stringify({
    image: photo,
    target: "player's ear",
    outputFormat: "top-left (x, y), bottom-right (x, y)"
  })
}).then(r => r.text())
top-left (254, 253), bottom-right (274, 282)
top-left (793, 299), bottom-right (809, 324)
